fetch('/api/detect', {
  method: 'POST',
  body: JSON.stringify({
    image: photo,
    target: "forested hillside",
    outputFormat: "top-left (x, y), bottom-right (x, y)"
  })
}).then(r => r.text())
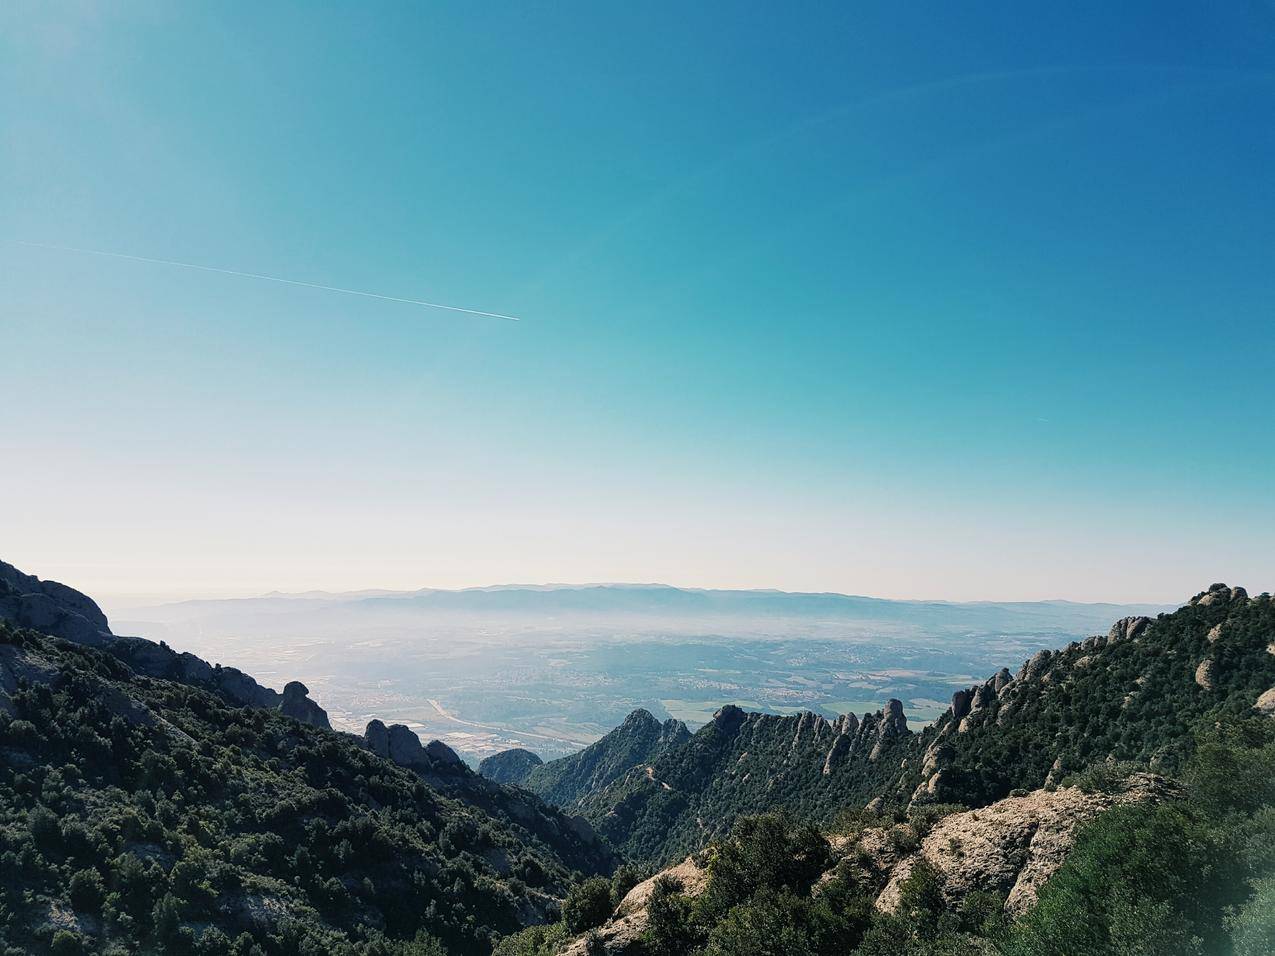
top-left (0, 621), bottom-right (613, 955)
top-left (500, 712), bottom-right (1275, 955)
top-left (485, 710), bottom-right (690, 808)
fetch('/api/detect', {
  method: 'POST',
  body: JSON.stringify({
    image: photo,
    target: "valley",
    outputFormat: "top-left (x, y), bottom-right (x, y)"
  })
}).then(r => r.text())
top-left (110, 585), bottom-right (1167, 762)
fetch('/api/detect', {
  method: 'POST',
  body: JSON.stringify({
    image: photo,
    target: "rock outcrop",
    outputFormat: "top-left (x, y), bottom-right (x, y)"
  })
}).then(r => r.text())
top-left (0, 558), bottom-right (332, 729)
top-left (110, 636), bottom-right (330, 728)
top-left (0, 560), bottom-right (113, 648)
top-left (876, 773), bottom-right (1178, 917)
top-left (1255, 687), bottom-right (1275, 717)
top-left (280, 680), bottom-right (329, 726)
top-left (363, 720), bottom-right (464, 774)
top-left (1191, 583), bottom-right (1249, 607)
top-left (560, 855), bottom-right (709, 956)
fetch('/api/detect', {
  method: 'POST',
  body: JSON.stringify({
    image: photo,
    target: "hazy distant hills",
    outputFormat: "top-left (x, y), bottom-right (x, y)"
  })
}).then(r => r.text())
top-left (118, 582), bottom-right (1170, 636)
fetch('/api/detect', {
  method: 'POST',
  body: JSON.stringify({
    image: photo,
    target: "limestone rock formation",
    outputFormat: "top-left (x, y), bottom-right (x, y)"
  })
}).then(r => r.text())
top-left (1195, 659), bottom-right (1215, 690)
top-left (1, 558), bottom-right (332, 729)
top-left (1192, 583), bottom-right (1248, 607)
top-left (387, 723), bottom-right (433, 770)
top-left (0, 560), bottom-right (113, 648)
top-left (1255, 687), bottom-right (1275, 717)
top-left (425, 739), bottom-right (463, 765)
top-left (280, 680), bottom-right (329, 726)
top-left (363, 720), bottom-right (465, 773)
top-left (365, 719), bottom-right (391, 757)
top-left (560, 855), bottom-right (709, 956)
top-left (875, 773), bottom-right (1177, 917)
top-left (868, 698), bottom-right (909, 760)
top-left (1108, 615), bottom-right (1151, 643)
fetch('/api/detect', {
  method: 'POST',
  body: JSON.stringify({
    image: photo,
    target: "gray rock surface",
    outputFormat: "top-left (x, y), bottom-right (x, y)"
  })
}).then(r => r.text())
top-left (876, 773), bottom-right (1177, 917)
top-left (0, 560), bottom-right (113, 647)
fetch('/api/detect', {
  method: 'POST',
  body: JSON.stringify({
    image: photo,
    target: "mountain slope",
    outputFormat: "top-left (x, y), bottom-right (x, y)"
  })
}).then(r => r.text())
top-left (0, 559), bottom-right (621, 954)
top-left (0, 620), bottom-right (614, 955)
top-left (1, 559), bottom-right (333, 729)
top-left (512, 710), bottom-right (691, 807)
top-left (479, 748), bottom-right (545, 785)
top-left (563, 584), bottom-right (1275, 867)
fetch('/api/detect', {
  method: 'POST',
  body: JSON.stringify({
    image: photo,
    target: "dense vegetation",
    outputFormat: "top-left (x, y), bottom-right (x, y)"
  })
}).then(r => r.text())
top-left (0, 622), bottom-right (611, 956)
top-left (513, 709), bottom-right (689, 807)
top-left (920, 586), bottom-right (1275, 808)
top-left (497, 712), bottom-right (1275, 955)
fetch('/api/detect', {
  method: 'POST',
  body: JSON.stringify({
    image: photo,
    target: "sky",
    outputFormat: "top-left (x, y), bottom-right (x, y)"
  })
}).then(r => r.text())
top-left (2, 2), bottom-right (1273, 605)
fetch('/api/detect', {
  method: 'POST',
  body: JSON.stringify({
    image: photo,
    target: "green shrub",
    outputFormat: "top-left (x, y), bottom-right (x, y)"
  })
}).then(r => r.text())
top-left (563, 876), bottom-right (614, 934)
top-left (68, 867), bottom-right (104, 912)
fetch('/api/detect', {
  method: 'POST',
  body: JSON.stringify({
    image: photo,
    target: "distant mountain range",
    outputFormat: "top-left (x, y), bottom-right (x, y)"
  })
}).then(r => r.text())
top-left (119, 582), bottom-right (1171, 637)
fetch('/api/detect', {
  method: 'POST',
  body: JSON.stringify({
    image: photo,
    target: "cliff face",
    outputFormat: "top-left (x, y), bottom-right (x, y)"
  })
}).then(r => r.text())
top-left (0, 560), bottom-right (113, 648)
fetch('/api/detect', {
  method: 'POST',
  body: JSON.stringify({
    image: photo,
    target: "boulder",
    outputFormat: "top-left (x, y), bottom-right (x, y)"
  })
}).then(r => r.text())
top-left (364, 719), bottom-right (391, 757)
top-left (280, 681), bottom-right (331, 729)
top-left (425, 739), bottom-right (463, 766)
top-left (1108, 616), bottom-right (1151, 643)
top-left (1255, 687), bottom-right (1275, 718)
top-left (387, 724), bottom-right (432, 770)
top-left (1195, 659), bottom-right (1215, 690)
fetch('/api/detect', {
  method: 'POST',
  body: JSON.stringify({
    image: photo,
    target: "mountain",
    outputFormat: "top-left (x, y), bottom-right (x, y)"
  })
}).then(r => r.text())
top-left (551, 584), bottom-right (1275, 867)
top-left (122, 581), bottom-right (1170, 637)
top-left (498, 584), bottom-right (1275, 956)
top-left (479, 748), bottom-right (545, 785)
top-left (1, 559), bottom-right (333, 730)
top-left (499, 710), bottom-right (691, 808)
top-left (0, 560), bottom-right (617, 954)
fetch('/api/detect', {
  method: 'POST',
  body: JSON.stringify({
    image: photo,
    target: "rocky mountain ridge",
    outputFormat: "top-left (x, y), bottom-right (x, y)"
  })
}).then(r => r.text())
top-left (484, 708), bottom-right (691, 808)
top-left (523, 583), bottom-right (1275, 867)
top-left (1, 559), bottom-right (333, 729)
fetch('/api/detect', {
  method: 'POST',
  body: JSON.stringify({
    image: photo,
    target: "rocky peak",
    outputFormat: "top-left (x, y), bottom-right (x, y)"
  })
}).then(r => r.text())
top-left (387, 723), bottom-right (432, 770)
top-left (279, 680), bottom-right (328, 726)
top-left (949, 687), bottom-right (974, 724)
top-left (1108, 616), bottom-right (1152, 643)
top-left (868, 699), bottom-right (910, 761)
top-left (1191, 583), bottom-right (1249, 607)
top-left (425, 739), bottom-right (463, 765)
top-left (0, 560), bottom-right (113, 648)
top-left (621, 708), bottom-right (660, 730)
top-left (365, 719), bottom-right (391, 757)
top-left (712, 703), bottom-right (749, 733)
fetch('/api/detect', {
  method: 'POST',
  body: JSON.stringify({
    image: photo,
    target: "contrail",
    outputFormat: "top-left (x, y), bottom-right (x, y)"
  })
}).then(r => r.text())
top-left (9, 239), bottom-right (520, 321)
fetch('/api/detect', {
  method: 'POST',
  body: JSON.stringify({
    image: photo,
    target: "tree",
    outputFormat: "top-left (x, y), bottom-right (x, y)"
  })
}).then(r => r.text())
top-left (68, 868), bottom-right (104, 912)
top-left (563, 876), bottom-right (614, 934)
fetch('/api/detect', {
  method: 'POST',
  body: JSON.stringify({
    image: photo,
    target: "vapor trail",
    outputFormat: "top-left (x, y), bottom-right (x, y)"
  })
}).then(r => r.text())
top-left (10, 240), bottom-right (520, 321)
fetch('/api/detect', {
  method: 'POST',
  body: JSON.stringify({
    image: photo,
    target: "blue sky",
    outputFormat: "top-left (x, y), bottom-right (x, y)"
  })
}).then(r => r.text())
top-left (2, 2), bottom-right (1273, 603)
